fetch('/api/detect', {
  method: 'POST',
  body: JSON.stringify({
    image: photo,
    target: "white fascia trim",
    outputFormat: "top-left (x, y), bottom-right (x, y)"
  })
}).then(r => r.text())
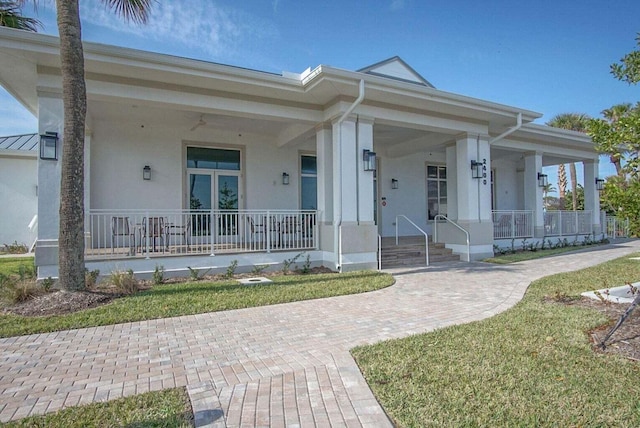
top-left (0, 149), bottom-right (37, 159)
top-left (309, 65), bottom-right (543, 121)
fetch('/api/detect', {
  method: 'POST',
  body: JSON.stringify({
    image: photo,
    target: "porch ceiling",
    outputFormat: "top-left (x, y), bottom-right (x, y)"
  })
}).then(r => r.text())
top-left (88, 101), bottom-right (294, 138)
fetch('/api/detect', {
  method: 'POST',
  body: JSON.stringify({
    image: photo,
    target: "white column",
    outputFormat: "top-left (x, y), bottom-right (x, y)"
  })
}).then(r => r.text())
top-left (455, 134), bottom-right (490, 222)
top-left (35, 93), bottom-right (64, 268)
top-left (315, 123), bottom-right (333, 223)
top-left (357, 117), bottom-right (374, 224)
top-left (583, 159), bottom-right (601, 234)
top-left (524, 152), bottom-right (544, 237)
top-left (332, 116), bottom-right (358, 224)
top-left (445, 144), bottom-right (458, 220)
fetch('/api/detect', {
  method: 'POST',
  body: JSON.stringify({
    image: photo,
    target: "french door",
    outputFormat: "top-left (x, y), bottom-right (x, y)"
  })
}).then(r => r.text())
top-left (188, 170), bottom-right (241, 239)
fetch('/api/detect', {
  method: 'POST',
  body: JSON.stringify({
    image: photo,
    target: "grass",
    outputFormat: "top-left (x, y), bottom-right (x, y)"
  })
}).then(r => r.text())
top-left (352, 253), bottom-right (640, 427)
top-left (0, 257), bottom-right (35, 277)
top-left (3, 388), bottom-right (192, 427)
top-left (484, 244), bottom-right (606, 264)
top-left (0, 270), bottom-right (393, 338)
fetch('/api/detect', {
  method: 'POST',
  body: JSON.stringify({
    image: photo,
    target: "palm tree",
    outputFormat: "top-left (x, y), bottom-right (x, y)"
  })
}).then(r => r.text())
top-left (0, 1), bottom-right (40, 31)
top-left (602, 103), bottom-right (633, 175)
top-left (546, 113), bottom-right (590, 211)
top-left (18, 0), bottom-right (152, 290)
top-left (542, 182), bottom-right (557, 210)
top-left (557, 163), bottom-right (567, 209)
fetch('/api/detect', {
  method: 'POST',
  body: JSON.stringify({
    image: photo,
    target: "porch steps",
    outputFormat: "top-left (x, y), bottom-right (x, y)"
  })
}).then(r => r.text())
top-left (380, 236), bottom-right (460, 268)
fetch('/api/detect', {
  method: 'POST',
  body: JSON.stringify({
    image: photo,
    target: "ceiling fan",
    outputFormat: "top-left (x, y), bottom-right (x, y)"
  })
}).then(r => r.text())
top-left (190, 115), bottom-right (207, 131)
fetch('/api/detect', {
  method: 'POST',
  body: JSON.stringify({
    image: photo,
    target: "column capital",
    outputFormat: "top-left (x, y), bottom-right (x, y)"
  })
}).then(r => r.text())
top-left (331, 114), bottom-right (357, 126)
top-left (315, 122), bottom-right (332, 133)
top-left (454, 132), bottom-right (490, 142)
top-left (358, 115), bottom-right (375, 125)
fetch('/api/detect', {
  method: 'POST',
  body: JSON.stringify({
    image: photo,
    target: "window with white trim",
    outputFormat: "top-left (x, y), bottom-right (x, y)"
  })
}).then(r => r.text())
top-left (426, 165), bottom-right (447, 220)
top-left (300, 155), bottom-right (317, 210)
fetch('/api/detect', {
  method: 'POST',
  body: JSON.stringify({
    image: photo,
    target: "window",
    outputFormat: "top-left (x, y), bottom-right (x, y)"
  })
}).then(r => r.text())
top-left (427, 165), bottom-right (447, 220)
top-left (187, 147), bottom-right (240, 170)
top-left (301, 155), bottom-right (317, 210)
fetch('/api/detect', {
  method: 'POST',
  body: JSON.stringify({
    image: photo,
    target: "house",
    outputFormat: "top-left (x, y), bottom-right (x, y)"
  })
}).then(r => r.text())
top-left (0, 133), bottom-right (38, 251)
top-left (0, 27), bottom-right (602, 278)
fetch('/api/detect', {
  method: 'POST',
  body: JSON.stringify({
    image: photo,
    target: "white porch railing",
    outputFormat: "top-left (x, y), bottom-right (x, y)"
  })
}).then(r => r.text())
top-left (492, 210), bottom-right (600, 239)
top-left (86, 209), bottom-right (317, 259)
top-left (603, 215), bottom-right (630, 239)
top-left (544, 210), bottom-right (592, 236)
top-left (492, 210), bottom-right (533, 239)
top-left (27, 214), bottom-right (38, 253)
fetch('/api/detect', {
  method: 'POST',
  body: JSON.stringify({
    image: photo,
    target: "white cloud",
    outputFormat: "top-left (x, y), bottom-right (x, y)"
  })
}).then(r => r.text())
top-left (53, 0), bottom-right (278, 58)
top-left (272, 0), bottom-right (281, 13)
top-left (390, 0), bottom-right (405, 11)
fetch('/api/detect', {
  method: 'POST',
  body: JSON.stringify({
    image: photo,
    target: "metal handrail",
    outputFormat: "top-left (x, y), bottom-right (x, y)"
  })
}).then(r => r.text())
top-left (377, 234), bottom-right (382, 271)
top-left (395, 215), bottom-right (429, 266)
top-left (434, 214), bottom-right (470, 262)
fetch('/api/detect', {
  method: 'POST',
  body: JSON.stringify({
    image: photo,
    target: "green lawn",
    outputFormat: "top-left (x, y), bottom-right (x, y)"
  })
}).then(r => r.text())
top-left (0, 257), bottom-right (35, 277)
top-left (2, 388), bottom-right (191, 428)
top-left (0, 268), bottom-right (393, 338)
top-left (352, 253), bottom-right (640, 427)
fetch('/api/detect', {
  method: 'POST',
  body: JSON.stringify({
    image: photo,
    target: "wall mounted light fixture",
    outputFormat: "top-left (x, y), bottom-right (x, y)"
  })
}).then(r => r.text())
top-left (537, 172), bottom-right (548, 187)
top-left (471, 160), bottom-right (482, 179)
top-left (363, 149), bottom-right (376, 172)
top-left (143, 165), bottom-right (151, 181)
top-left (39, 132), bottom-right (58, 160)
top-left (595, 177), bottom-right (605, 191)
top-left (282, 172), bottom-right (290, 185)
top-left (391, 178), bottom-right (398, 189)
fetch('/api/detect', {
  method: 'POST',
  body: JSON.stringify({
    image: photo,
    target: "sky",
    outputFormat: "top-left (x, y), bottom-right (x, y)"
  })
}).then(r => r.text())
top-left (2, 0), bottom-right (640, 189)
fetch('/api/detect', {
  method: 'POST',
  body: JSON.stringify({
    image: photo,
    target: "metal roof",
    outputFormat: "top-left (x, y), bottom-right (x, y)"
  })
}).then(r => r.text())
top-left (0, 133), bottom-right (38, 152)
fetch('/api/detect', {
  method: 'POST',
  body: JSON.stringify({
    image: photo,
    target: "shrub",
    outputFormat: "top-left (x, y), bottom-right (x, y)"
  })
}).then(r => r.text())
top-left (225, 260), bottom-right (238, 279)
top-left (1, 241), bottom-right (28, 254)
top-left (2, 279), bottom-right (44, 304)
top-left (111, 269), bottom-right (139, 295)
top-left (282, 252), bottom-right (304, 275)
top-left (85, 269), bottom-right (100, 288)
top-left (41, 276), bottom-right (55, 292)
top-left (152, 265), bottom-right (165, 285)
top-left (251, 264), bottom-right (269, 275)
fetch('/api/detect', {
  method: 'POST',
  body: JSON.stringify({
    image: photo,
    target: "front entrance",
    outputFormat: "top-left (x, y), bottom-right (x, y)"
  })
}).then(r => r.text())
top-left (186, 146), bottom-right (243, 241)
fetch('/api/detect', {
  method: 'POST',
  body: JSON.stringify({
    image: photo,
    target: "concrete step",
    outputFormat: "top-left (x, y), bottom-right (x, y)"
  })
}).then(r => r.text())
top-left (379, 237), bottom-right (461, 268)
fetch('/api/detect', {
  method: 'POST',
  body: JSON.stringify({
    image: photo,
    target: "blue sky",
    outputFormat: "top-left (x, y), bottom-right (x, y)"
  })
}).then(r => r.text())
top-left (2, 0), bottom-right (640, 187)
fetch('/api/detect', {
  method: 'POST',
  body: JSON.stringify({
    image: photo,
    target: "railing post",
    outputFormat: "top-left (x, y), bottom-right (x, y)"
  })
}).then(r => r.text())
top-left (144, 212), bottom-right (150, 259)
top-left (510, 211), bottom-right (515, 239)
top-left (266, 210), bottom-right (271, 253)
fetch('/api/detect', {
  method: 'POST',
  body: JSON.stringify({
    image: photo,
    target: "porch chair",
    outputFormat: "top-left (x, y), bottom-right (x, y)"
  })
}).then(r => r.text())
top-left (246, 216), bottom-right (266, 250)
top-left (280, 216), bottom-right (300, 248)
top-left (111, 216), bottom-right (135, 255)
top-left (166, 216), bottom-right (191, 252)
top-left (139, 216), bottom-right (168, 253)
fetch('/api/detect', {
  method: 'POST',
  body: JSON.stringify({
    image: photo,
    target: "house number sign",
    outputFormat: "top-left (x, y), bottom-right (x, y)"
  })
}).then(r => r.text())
top-left (482, 158), bottom-right (487, 185)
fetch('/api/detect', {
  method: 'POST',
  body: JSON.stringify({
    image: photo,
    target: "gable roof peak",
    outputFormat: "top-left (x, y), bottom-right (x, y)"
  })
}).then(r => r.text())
top-left (358, 56), bottom-right (434, 88)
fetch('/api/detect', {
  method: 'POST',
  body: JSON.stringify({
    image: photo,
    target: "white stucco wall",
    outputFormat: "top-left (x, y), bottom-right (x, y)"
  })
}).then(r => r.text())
top-left (90, 119), bottom-right (314, 211)
top-left (378, 151), bottom-right (446, 237)
top-left (0, 155), bottom-right (37, 247)
top-left (491, 158), bottom-right (520, 210)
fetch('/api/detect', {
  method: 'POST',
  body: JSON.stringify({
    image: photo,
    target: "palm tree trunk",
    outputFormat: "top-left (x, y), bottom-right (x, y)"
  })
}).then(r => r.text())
top-left (557, 164), bottom-right (567, 210)
top-left (56, 0), bottom-right (86, 290)
top-left (569, 162), bottom-right (577, 210)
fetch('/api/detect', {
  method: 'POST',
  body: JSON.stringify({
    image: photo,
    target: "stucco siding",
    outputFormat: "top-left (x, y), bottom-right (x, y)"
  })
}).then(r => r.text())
top-left (0, 156), bottom-right (37, 246)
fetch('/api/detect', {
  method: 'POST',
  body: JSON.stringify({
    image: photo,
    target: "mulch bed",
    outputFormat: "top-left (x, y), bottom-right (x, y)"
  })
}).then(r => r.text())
top-left (563, 297), bottom-right (640, 362)
top-left (2, 266), bottom-right (336, 318)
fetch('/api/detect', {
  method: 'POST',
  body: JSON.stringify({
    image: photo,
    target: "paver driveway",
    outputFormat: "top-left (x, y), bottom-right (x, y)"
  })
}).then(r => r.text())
top-left (1, 240), bottom-right (639, 427)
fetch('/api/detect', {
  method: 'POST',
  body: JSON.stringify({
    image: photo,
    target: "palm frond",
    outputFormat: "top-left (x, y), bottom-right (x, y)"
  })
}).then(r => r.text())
top-left (0, 1), bottom-right (41, 32)
top-left (103, 0), bottom-right (154, 24)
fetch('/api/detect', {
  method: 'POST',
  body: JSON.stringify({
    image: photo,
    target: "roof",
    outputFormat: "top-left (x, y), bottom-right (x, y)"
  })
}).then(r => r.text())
top-left (358, 56), bottom-right (435, 88)
top-left (0, 133), bottom-right (38, 151)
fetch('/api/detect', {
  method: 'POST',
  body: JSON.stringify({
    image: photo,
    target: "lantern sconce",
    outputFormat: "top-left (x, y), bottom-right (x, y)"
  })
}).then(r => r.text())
top-left (363, 149), bottom-right (377, 172)
top-left (537, 172), bottom-right (548, 187)
top-left (595, 177), bottom-right (605, 191)
top-left (282, 172), bottom-right (290, 185)
top-left (143, 165), bottom-right (151, 181)
top-left (470, 160), bottom-right (483, 179)
top-left (39, 132), bottom-right (58, 160)
top-left (391, 178), bottom-right (398, 189)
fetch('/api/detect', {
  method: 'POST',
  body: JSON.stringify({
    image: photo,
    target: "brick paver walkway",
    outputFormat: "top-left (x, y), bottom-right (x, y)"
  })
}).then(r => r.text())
top-left (1, 240), bottom-right (639, 426)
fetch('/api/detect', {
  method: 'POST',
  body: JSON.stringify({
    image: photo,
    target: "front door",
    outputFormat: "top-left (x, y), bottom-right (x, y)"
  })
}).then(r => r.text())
top-left (188, 170), bottom-right (241, 240)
